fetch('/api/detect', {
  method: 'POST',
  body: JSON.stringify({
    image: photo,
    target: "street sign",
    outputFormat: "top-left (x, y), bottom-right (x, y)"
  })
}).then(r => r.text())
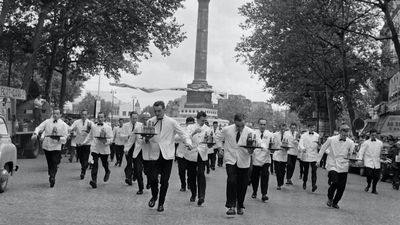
top-left (0, 86), bottom-right (26, 100)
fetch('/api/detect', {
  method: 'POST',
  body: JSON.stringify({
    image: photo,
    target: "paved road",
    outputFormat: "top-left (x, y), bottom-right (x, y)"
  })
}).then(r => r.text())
top-left (1, 155), bottom-right (400, 225)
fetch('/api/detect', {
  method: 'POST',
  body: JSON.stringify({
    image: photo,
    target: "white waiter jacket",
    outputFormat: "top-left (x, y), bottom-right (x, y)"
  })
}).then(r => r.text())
top-left (34, 118), bottom-right (68, 151)
top-left (252, 129), bottom-right (272, 166)
top-left (215, 125), bottom-right (261, 168)
top-left (84, 122), bottom-right (114, 154)
top-left (357, 139), bottom-right (383, 169)
top-left (317, 135), bottom-right (355, 173)
top-left (121, 122), bottom-right (143, 158)
top-left (112, 125), bottom-right (125, 146)
top-left (272, 131), bottom-right (288, 162)
top-left (175, 125), bottom-right (191, 158)
top-left (69, 119), bottom-right (93, 147)
top-left (299, 132), bottom-right (320, 162)
top-left (285, 130), bottom-right (299, 156)
top-left (141, 116), bottom-right (192, 161)
top-left (184, 123), bottom-right (211, 162)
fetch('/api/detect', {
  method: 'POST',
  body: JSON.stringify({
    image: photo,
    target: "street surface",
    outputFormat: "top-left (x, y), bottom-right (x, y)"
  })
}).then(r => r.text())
top-left (1, 155), bottom-right (400, 225)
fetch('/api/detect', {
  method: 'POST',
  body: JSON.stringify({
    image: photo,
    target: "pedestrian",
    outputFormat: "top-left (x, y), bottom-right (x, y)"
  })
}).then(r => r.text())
top-left (272, 123), bottom-right (288, 190)
top-left (299, 123), bottom-right (320, 192)
top-left (84, 112), bottom-right (113, 189)
top-left (176, 117), bottom-right (195, 192)
top-left (208, 121), bottom-right (220, 171)
top-left (317, 124), bottom-right (355, 209)
top-left (121, 112), bottom-right (141, 186)
top-left (129, 116), bottom-right (145, 195)
top-left (112, 118), bottom-right (125, 167)
top-left (32, 107), bottom-right (68, 188)
top-left (141, 101), bottom-right (192, 212)
top-left (357, 129), bottom-right (383, 194)
top-left (215, 113), bottom-right (261, 215)
top-left (185, 111), bottom-right (210, 206)
top-left (285, 123), bottom-right (299, 185)
top-left (251, 118), bottom-right (272, 202)
top-left (140, 112), bottom-right (152, 190)
top-left (69, 109), bottom-right (93, 179)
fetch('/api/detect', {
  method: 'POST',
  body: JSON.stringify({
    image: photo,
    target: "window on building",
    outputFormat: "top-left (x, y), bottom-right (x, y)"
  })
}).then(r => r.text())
top-left (122, 111), bottom-right (126, 116)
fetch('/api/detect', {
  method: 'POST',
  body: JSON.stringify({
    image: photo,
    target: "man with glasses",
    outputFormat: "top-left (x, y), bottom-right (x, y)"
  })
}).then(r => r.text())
top-left (69, 109), bottom-right (93, 179)
top-left (317, 124), bottom-right (355, 209)
top-left (84, 112), bottom-right (113, 189)
top-left (33, 108), bottom-right (68, 187)
top-left (141, 101), bottom-right (192, 212)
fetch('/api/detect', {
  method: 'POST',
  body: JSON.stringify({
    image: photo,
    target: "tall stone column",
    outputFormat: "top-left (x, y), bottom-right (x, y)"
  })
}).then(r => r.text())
top-left (186, 0), bottom-right (213, 107)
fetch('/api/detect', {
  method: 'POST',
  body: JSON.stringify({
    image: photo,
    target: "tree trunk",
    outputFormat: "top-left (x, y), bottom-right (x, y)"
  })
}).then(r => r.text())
top-left (0, 0), bottom-right (11, 36)
top-left (325, 85), bottom-right (335, 134)
top-left (382, 1), bottom-right (400, 70)
top-left (22, 4), bottom-right (51, 92)
top-left (59, 39), bottom-right (69, 113)
top-left (44, 39), bottom-right (59, 104)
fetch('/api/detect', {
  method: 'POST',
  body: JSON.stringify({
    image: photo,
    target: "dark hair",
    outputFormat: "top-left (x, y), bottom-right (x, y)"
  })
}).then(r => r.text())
top-left (129, 111), bottom-right (139, 117)
top-left (80, 109), bottom-right (88, 114)
top-left (369, 128), bottom-right (378, 134)
top-left (196, 111), bottom-right (207, 119)
top-left (290, 123), bottom-right (297, 127)
top-left (98, 111), bottom-right (105, 117)
top-left (280, 123), bottom-right (287, 128)
top-left (186, 117), bottom-right (195, 124)
top-left (153, 101), bottom-right (165, 109)
top-left (119, 118), bottom-right (124, 122)
top-left (307, 123), bottom-right (315, 127)
top-left (234, 113), bottom-right (245, 122)
top-left (52, 107), bottom-right (60, 112)
top-left (213, 121), bottom-right (218, 125)
top-left (258, 118), bottom-right (267, 123)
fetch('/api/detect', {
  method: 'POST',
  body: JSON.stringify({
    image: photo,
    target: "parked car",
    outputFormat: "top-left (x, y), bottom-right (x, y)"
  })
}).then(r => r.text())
top-left (0, 115), bottom-right (18, 193)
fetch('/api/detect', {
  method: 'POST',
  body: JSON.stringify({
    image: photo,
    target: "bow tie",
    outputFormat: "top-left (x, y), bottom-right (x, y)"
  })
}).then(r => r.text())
top-left (371, 138), bottom-right (376, 142)
top-left (309, 132), bottom-right (314, 135)
top-left (339, 138), bottom-right (346, 142)
top-left (97, 123), bottom-right (103, 126)
top-left (53, 120), bottom-right (58, 123)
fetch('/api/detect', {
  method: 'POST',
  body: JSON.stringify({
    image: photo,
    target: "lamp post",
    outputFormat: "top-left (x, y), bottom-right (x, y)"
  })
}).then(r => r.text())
top-left (111, 90), bottom-right (116, 122)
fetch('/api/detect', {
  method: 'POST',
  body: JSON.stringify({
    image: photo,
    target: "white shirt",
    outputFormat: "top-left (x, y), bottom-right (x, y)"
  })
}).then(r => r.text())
top-left (184, 123), bottom-right (211, 162)
top-left (69, 119), bottom-right (93, 147)
top-left (252, 129), bottom-right (272, 166)
top-left (175, 125), bottom-right (191, 158)
top-left (141, 116), bottom-right (192, 161)
top-left (121, 122), bottom-right (143, 158)
top-left (299, 132), bottom-right (320, 162)
top-left (84, 122), bottom-right (114, 154)
top-left (317, 135), bottom-right (355, 173)
top-left (272, 131), bottom-right (288, 162)
top-left (285, 130), bottom-right (299, 156)
top-left (215, 125), bottom-right (262, 168)
top-left (357, 139), bottom-right (383, 169)
top-left (112, 126), bottom-right (125, 146)
top-left (34, 118), bottom-right (68, 151)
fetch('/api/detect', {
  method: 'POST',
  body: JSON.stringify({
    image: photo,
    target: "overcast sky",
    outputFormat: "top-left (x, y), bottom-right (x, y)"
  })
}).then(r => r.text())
top-left (81, 0), bottom-right (271, 108)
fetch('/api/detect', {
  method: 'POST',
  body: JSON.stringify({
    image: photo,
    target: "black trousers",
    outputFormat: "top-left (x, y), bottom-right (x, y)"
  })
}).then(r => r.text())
top-left (393, 162), bottom-right (400, 186)
top-left (225, 164), bottom-right (249, 208)
top-left (299, 159), bottom-right (305, 178)
top-left (76, 145), bottom-right (91, 175)
top-left (209, 150), bottom-right (217, 169)
top-left (176, 156), bottom-right (188, 188)
top-left (147, 155), bottom-right (173, 206)
top-left (320, 153), bottom-right (327, 168)
top-left (187, 155), bottom-right (207, 200)
top-left (124, 145), bottom-right (135, 180)
top-left (43, 150), bottom-right (61, 178)
top-left (217, 149), bottom-right (224, 166)
top-left (302, 161), bottom-right (317, 186)
top-left (286, 155), bottom-right (297, 180)
top-left (110, 144), bottom-right (115, 161)
top-left (274, 161), bottom-right (286, 187)
top-left (270, 154), bottom-right (274, 173)
top-left (114, 145), bottom-right (124, 165)
top-left (133, 151), bottom-right (144, 191)
top-left (251, 163), bottom-right (270, 195)
top-left (365, 167), bottom-right (381, 191)
top-left (91, 152), bottom-right (110, 182)
top-left (327, 171), bottom-right (348, 205)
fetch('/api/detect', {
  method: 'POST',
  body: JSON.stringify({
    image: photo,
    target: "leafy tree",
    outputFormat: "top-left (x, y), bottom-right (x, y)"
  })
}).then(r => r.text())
top-left (73, 93), bottom-right (118, 118)
top-left (217, 96), bottom-right (252, 122)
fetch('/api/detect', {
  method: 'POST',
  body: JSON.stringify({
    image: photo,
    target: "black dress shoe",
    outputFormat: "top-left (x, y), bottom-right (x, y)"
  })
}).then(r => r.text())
top-left (180, 187), bottom-right (186, 192)
top-left (251, 193), bottom-right (257, 199)
top-left (226, 208), bottom-right (236, 215)
top-left (90, 180), bottom-right (97, 189)
top-left (326, 199), bottom-right (333, 207)
top-left (157, 205), bottom-right (164, 212)
top-left (371, 190), bottom-right (378, 194)
top-left (80, 173), bottom-right (85, 180)
top-left (136, 190), bottom-right (143, 195)
top-left (104, 171), bottom-right (111, 182)
top-left (261, 195), bottom-right (269, 202)
top-left (197, 198), bottom-right (204, 206)
top-left (125, 178), bottom-right (133, 186)
top-left (286, 180), bottom-right (293, 185)
top-left (277, 186), bottom-right (281, 190)
top-left (148, 198), bottom-right (156, 208)
top-left (303, 183), bottom-right (306, 190)
top-left (237, 208), bottom-right (244, 215)
top-left (332, 204), bottom-right (340, 209)
top-left (49, 177), bottom-right (55, 188)
top-left (190, 195), bottom-right (196, 202)
top-left (365, 186), bottom-right (370, 192)
top-left (146, 184), bottom-right (151, 189)
top-left (312, 185), bottom-right (317, 192)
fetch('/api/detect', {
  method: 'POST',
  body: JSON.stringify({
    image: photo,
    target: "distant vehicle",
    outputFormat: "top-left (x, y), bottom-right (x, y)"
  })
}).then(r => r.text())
top-left (0, 115), bottom-right (18, 193)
